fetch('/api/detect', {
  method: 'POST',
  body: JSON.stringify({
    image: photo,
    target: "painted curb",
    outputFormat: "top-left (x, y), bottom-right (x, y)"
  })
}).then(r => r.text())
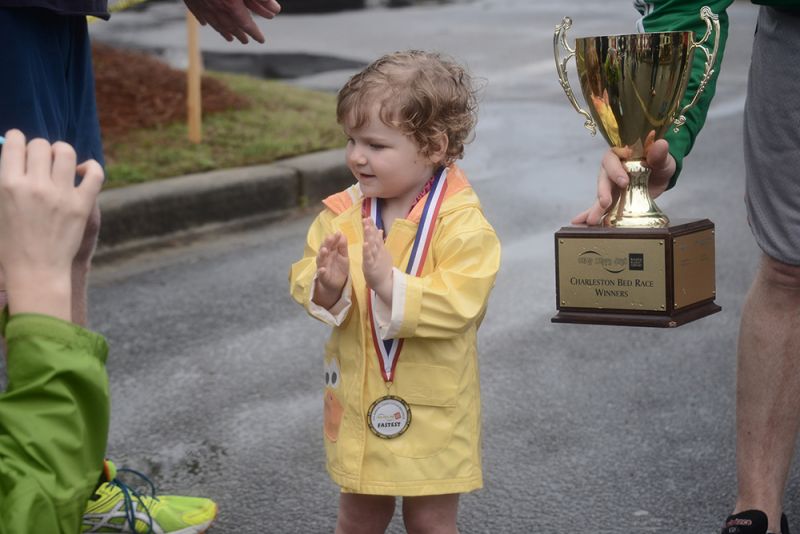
top-left (97, 148), bottom-right (351, 251)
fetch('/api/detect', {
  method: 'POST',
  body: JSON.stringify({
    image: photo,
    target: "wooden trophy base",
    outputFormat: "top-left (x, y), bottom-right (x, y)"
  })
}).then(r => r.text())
top-left (552, 219), bottom-right (721, 328)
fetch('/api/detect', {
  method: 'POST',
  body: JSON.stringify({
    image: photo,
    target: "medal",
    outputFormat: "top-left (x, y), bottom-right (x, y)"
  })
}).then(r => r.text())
top-left (364, 167), bottom-right (448, 439)
top-left (367, 395), bottom-right (412, 439)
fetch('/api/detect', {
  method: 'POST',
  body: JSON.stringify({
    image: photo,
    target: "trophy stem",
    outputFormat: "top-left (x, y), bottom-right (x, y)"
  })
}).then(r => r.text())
top-left (605, 160), bottom-right (669, 228)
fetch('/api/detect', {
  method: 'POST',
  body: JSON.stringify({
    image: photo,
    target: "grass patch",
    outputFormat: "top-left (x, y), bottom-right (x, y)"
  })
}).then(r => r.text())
top-left (103, 72), bottom-right (346, 188)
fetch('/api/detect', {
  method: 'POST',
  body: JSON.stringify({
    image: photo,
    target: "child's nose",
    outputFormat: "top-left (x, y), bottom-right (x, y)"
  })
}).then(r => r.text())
top-left (349, 148), bottom-right (367, 166)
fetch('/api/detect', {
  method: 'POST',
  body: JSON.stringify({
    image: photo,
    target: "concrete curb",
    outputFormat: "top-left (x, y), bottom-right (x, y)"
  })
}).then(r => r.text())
top-left (97, 148), bottom-right (351, 255)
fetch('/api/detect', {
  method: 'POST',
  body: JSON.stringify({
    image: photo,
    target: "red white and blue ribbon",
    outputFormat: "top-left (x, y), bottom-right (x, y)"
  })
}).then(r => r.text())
top-left (365, 167), bottom-right (449, 383)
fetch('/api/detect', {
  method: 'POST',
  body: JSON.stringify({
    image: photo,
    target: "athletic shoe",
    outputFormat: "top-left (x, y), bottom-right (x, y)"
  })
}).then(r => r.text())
top-left (82, 460), bottom-right (217, 533)
top-left (721, 509), bottom-right (791, 534)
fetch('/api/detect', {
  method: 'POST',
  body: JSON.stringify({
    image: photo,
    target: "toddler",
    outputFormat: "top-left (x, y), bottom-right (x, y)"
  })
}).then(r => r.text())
top-left (289, 50), bottom-right (500, 534)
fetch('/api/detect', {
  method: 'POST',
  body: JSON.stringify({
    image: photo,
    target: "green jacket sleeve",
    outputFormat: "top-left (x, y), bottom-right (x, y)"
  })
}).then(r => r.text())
top-left (0, 312), bottom-right (109, 534)
top-left (638, 0), bottom-right (734, 188)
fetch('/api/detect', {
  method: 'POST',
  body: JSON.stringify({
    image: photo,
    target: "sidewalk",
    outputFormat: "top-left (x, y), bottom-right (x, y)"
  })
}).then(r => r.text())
top-left (96, 148), bottom-right (350, 259)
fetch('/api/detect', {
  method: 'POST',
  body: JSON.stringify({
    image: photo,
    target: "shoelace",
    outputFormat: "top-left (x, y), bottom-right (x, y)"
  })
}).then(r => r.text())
top-left (110, 467), bottom-right (159, 533)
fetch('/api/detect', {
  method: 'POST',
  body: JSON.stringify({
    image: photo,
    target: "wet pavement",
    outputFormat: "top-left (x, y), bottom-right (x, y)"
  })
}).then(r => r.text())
top-left (80, 1), bottom-right (800, 533)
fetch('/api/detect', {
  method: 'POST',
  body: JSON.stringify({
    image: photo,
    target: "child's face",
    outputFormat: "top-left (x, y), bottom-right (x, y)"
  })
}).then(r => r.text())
top-left (344, 104), bottom-right (437, 203)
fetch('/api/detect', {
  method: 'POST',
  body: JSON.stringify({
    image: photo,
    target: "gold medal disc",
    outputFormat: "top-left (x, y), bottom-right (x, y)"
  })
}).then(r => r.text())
top-left (367, 395), bottom-right (411, 439)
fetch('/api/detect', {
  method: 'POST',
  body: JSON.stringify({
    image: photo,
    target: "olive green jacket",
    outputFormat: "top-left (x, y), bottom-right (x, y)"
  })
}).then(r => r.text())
top-left (0, 312), bottom-right (109, 534)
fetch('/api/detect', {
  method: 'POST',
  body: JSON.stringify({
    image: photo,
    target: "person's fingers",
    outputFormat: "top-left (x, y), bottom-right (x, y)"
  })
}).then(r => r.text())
top-left (52, 142), bottom-right (77, 189)
top-left (601, 149), bottom-right (628, 189)
top-left (231, 27), bottom-right (251, 44)
top-left (646, 139), bottom-right (670, 168)
top-left (363, 219), bottom-right (374, 241)
top-left (225, 3), bottom-right (261, 44)
top-left (0, 129), bottom-right (27, 182)
top-left (596, 169), bottom-right (613, 211)
top-left (237, 18), bottom-right (264, 43)
top-left (646, 139), bottom-right (674, 173)
top-left (585, 201), bottom-right (607, 226)
top-left (336, 233), bottom-right (349, 258)
top-left (317, 246), bottom-right (329, 268)
top-left (362, 245), bottom-right (370, 267)
top-left (645, 139), bottom-right (675, 199)
top-left (186, 5), bottom-right (207, 25)
top-left (75, 160), bottom-right (104, 206)
top-left (571, 207), bottom-right (590, 225)
top-left (200, 12), bottom-right (235, 42)
top-left (25, 138), bottom-right (52, 184)
top-left (245, 0), bottom-right (281, 18)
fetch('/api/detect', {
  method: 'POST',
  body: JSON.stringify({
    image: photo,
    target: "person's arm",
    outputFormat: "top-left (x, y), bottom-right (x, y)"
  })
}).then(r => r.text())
top-left (0, 130), bottom-right (108, 533)
top-left (376, 208), bottom-right (501, 340)
top-left (637, 0), bottom-right (734, 189)
top-left (0, 313), bottom-right (109, 534)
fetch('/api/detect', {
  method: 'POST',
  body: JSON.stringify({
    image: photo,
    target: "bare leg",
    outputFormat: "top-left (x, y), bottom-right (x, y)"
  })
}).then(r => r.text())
top-left (335, 493), bottom-right (395, 534)
top-left (402, 494), bottom-right (459, 534)
top-left (734, 254), bottom-right (800, 533)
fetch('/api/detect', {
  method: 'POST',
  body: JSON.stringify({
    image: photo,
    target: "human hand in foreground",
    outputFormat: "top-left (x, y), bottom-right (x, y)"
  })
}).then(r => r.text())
top-left (313, 232), bottom-right (349, 310)
top-left (184, 0), bottom-right (281, 44)
top-left (572, 138), bottom-right (676, 226)
top-left (0, 130), bottom-right (104, 321)
top-left (362, 218), bottom-right (393, 306)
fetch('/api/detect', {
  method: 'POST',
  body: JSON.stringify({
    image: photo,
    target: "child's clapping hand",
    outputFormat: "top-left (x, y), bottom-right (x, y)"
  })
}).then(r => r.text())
top-left (362, 218), bottom-right (394, 304)
top-left (313, 232), bottom-right (349, 309)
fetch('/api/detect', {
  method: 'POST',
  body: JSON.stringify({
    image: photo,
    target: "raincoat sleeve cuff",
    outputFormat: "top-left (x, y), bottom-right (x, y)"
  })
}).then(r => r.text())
top-left (308, 274), bottom-right (352, 326)
top-left (394, 272), bottom-right (423, 339)
top-left (374, 268), bottom-right (405, 340)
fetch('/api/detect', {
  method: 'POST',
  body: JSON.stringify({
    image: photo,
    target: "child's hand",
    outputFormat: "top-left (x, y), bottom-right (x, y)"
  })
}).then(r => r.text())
top-left (313, 232), bottom-right (349, 309)
top-left (362, 218), bottom-right (393, 305)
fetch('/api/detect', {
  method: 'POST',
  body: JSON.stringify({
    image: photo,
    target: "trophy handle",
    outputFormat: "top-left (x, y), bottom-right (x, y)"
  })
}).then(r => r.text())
top-left (672, 6), bottom-right (721, 132)
top-left (554, 17), bottom-right (596, 136)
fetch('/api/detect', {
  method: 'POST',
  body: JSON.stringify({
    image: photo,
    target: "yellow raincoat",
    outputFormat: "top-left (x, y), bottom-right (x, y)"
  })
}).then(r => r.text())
top-left (289, 165), bottom-right (500, 496)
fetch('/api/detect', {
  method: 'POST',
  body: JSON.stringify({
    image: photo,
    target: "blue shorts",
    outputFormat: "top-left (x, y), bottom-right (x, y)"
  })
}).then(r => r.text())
top-left (0, 7), bottom-right (104, 170)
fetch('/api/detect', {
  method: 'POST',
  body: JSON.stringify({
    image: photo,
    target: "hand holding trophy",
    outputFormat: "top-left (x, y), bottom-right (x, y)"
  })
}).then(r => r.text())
top-left (552, 7), bottom-right (722, 327)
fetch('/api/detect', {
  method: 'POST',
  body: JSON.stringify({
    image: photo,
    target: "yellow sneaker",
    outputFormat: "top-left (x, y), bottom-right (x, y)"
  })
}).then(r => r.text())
top-left (82, 460), bottom-right (217, 533)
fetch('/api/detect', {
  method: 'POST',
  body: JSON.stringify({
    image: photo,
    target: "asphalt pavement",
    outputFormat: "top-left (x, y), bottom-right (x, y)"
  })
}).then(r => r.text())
top-left (77, 1), bottom-right (800, 533)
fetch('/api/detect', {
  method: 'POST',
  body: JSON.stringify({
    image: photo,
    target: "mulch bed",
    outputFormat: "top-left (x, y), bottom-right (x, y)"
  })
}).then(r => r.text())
top-left (92, 43), bottom-right (251, 138)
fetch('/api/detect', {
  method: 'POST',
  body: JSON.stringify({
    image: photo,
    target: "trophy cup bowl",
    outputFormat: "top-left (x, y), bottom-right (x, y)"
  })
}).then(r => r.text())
top-left (555, 7), bottom-right (720, 227)
top-left (575, 31), bottom-right (693, 227)
top-left (551, 7), bottom-right (722, 327)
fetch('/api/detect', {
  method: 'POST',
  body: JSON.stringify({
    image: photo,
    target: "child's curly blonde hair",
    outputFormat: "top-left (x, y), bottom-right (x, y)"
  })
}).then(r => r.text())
top-left (337, 50), bottom-right (478, 166)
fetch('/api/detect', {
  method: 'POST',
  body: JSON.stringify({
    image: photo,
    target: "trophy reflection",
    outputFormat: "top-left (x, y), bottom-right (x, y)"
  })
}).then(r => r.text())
top-left (552, 7), bottom-right (722, 327)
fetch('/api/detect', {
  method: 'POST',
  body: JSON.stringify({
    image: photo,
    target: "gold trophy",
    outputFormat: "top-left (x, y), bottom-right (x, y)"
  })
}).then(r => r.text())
top-left (552, 7), bottom-right (722, 327)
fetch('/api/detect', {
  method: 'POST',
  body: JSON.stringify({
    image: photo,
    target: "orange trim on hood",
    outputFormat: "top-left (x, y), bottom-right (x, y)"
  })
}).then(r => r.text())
top-left (321, 164), bottom-right (471, 218)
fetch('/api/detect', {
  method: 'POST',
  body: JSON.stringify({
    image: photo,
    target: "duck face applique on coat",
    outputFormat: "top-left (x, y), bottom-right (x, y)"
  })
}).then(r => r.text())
top-left (324, 357), bottom-right (344, 442)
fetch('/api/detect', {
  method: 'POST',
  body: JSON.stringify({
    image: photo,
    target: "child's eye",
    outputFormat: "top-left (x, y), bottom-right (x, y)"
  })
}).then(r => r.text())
top-left (346, 137), bottom-right (354, 145)
top-left (369, 144), bottom-right (386, 150)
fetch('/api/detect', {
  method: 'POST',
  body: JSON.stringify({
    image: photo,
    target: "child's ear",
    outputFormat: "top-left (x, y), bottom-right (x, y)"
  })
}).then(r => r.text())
top-left (429, 132), bottom-right (449, 166)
